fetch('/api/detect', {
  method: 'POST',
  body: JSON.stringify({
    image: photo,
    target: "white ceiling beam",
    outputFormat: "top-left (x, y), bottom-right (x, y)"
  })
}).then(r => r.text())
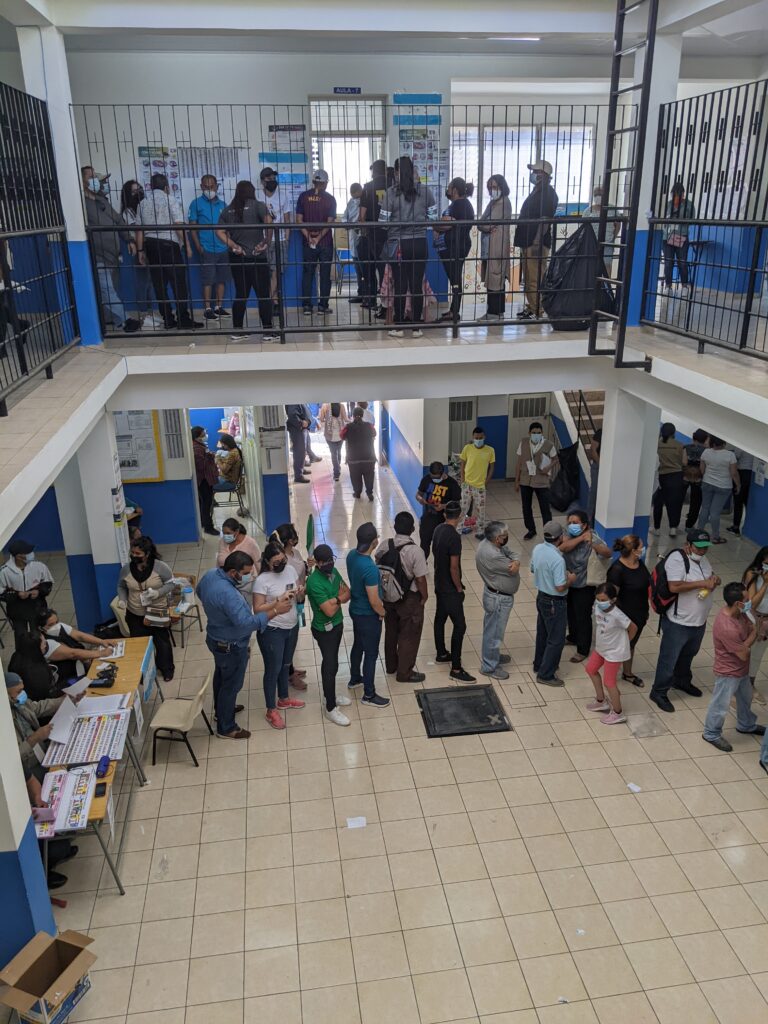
top-left (0, 0), bottom-right (53, 26)
top-left (657, 0), bottom-right (761, 34)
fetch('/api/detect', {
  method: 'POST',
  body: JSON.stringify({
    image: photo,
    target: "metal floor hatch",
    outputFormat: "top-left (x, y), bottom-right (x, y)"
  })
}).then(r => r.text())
top-left (416, 685), bottom-right (512, 739)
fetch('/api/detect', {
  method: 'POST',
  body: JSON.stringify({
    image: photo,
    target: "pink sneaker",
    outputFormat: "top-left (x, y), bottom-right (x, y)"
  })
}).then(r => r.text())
top-left (277, 697), bottom-right (305, 710)
top-left (265, 708), bottom-right (286, 730)
top-left (586, 699), bottom-right (610, 712)
top-left (600, 710), bottom-right (627, 725)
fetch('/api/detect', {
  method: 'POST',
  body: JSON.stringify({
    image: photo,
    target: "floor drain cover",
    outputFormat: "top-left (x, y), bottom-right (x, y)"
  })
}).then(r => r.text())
top-left (417, 685), bottom-right (512, 738)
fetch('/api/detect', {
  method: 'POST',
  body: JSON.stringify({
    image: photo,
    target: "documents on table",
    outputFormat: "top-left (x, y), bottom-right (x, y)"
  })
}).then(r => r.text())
top-left (101, 640), bottom-right (125, 659)
top-left (77, 694), bottom-right (130, 715)
top-left (62, 676), bottom-right (92, 698)
top-left (48, 697), bottom-right (79, 744)
top-left (35, 766), bottom-right (96, 838)
top-left (43, 710), bottom-right (131, 767)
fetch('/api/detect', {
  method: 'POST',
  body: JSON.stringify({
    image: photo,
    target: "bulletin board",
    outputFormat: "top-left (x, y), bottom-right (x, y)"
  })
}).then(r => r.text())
top-left (113, 410), bottom-right (165, 482)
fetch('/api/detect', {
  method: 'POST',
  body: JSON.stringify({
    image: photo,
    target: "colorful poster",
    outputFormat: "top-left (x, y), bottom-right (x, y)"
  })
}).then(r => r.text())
top-left (137, 145), bottom-right (180, 196)
top-left (113, 410), bottom-right (164, 482)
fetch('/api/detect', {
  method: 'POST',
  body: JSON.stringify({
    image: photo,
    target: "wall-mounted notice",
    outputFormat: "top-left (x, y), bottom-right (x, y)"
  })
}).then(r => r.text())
top-left (114, 410), bottom-right (164, 482)
top-left (334, 87), bottom-right (362, 95)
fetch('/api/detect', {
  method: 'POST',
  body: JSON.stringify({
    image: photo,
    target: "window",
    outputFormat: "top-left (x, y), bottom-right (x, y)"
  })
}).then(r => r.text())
top-left (541, 125), bottom-right (594, 206)
top-left (482, 127), bottom-right (536, 213)
top-left (310, 98), bottom-right (386, 201)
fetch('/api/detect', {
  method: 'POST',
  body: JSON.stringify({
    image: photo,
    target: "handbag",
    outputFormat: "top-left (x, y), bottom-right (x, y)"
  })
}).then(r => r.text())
top-left (667, 232), bottom-right (687, 248)
top-left (586, 545), bottom-right (611, 587)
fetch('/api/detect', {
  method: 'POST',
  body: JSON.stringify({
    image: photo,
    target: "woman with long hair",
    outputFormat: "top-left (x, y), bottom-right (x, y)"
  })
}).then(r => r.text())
top-left (478, 174), bottom-right (511, 321)
top-left (270, 522), bottom-right (315, 688)
top-left (380, 155), bottom-right (436, 338)
top-left (216, 179), bottom-right (277, 342)
top-left (8, 631), bottom-right (58, 701)
top-left (434, 177), bottom-right (475, 323)
top-left (662, 182), bottom-right (696, 290)
top-left (607, 534), bottom-right (651, 687)
top-left (743, 547), bottom-right (768, 703)
top-left (559, 509), bottom-right (612, 663)
top-left (651, 422), bottom-right (687, 536)
top-left (214, 433), bottom-right (243, 493)
top-left (116, 535), bottom-right (175, 681)
top-left (120, 179), bottom-right (158, 327)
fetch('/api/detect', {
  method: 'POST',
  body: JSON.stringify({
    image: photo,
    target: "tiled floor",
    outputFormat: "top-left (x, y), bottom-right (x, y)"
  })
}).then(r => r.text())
top-left (7, 436), bottom-right (768, 1024)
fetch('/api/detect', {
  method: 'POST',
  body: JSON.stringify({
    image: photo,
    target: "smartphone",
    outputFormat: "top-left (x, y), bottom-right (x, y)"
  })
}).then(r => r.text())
top-left (95, 782), bottom-right (107, 797)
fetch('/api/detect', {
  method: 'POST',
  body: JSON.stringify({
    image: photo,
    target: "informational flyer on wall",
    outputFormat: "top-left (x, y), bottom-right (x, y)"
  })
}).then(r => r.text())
top-left (137, 145), bottom-right (180, 196)
top-left (113, 410), bottom-right (164, 482)
top-left (262, 125), bottom-right (309, 208)
top-left (398, 127), bottom-right (447, 194)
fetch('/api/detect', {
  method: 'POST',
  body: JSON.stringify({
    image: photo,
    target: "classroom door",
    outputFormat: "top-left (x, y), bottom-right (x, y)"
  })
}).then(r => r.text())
top-left (506, 394), bottom-right (553, 478)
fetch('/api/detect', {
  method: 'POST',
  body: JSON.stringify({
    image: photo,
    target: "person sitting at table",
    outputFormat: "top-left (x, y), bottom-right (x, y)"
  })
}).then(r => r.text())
top-left (6, 670), bottom-right (67, 779)
top-left (25, 761), bottom-right (76, 890)
top-left (116, 535), bottom-right (176, 682)
top-left (39, 607), bottom-right (117, 686)
top-left (0, 538), bottom-right (54, 637)
top-left (214, 433), bottom-right (243, 493)
top-left (8, 632), bottom-right (59, 701)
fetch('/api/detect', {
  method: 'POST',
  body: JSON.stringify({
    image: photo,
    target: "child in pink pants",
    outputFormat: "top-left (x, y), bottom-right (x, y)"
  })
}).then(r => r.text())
top-left (585, 582), bottom-right (637, 725)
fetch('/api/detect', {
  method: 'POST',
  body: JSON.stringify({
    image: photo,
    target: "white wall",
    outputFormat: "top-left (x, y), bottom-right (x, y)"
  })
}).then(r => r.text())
top-left (424, 398), bottom-right (450, 463)
top-left (384, 398), bottom-right (424, 461)
top-left (0, 50), bottom-right (24, 91)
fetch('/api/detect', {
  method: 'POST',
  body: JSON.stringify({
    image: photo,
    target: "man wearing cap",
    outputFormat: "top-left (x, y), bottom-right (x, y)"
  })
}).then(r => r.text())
top-left (306, 544), bottom-right (354, 726)
top-left (0, 540), bottom-right (54, 637)
top-left (375, 512), bottom-right (429, 684)
top-left (296, 170), bottom-right (337, 316)
top-left (81, 165), bottom-right (139, 333)
top-left (530, 522), bottom-right (576, 687)
top-left (650, 529), bottom-right (721, 713)
top-left (259, 167), bottom-right (293, 312)
top-left (346, 523), bottom-right (390, 708)
top-left (432, 502), bottom-right (476, 682)
top-left (514, 159), bottom-right (559, 320)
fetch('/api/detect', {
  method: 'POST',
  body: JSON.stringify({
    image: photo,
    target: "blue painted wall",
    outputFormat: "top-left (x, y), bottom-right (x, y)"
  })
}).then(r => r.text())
top-left (124, 479), bottom-right (199, 544)
top-left (628, 229), bottom-right (650, 326)
top-left (1, 818), bottom-right (55, 965)
top-left (384, 414), bottom-right (423, 518)
top-left (67, 553), bottom-right (103, 632)
top-left (263, 474), bottom-right (291, 536)
top-left (67, 238), bottom-right (102, 345)
top-left (475, 415), bottom-right (507, 479)
top-left (743, 477), bottom-right (768, 550)
top-left (8, 487), bottom-right (64, 553)
top-left (189, 408), bottom-right (226, 450)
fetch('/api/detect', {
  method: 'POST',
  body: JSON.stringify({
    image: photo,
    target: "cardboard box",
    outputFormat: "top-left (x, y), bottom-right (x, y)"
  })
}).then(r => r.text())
top-left (0, 931), bottom-right (96, 1024)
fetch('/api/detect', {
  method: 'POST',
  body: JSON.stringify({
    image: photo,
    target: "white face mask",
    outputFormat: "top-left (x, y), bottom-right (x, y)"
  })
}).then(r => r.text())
top-left (690, 552), bottom-right (704, 563)
top-left (489, 188), bottom-right (500, 199)
top-left (203, 189), bottom-right (217, 200)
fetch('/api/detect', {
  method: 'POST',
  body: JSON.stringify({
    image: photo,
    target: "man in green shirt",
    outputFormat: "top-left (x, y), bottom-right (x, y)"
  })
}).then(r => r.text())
top-left (306, 544), bottom-right (353, 726)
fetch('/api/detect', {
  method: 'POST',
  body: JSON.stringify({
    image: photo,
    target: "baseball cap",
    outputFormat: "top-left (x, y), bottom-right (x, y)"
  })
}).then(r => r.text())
top-left (356, 522), bottom-right (378, 552)
top-left (543, 521), bottom-right (564, 540)
top-left (7, 539), bottom-right (34, 556)
top-left (4, 672), bottom-right (22, 688)
top-left (527, 159), bottom-right (553, 176)
top-left (313, 543), bottom-right (335, 563)
top-left (312, 169), bottom-right (329, 184)
top-left (260, 167), bottom-right (277, 180)
top-left (686, 528), bottom-right (711, 548)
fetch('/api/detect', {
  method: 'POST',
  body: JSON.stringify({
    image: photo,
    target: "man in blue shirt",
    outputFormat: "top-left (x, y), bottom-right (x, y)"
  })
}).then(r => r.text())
top-left (188, 175), bottom-right (229, 321)
top-left (197, 550), bottom-right (292, 738)
top-left (346, 522), bottom-right (389, 707)
top-left (530, 521), bottom-right (576, 687)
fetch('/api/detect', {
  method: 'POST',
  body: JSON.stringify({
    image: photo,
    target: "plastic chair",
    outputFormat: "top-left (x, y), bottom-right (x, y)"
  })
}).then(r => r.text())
top-left (149, 672), bottom-right (214, 767)
top-left (213, 458), bottom-right (249, 517)
top-left (169, 572), bottom-right (203, 649)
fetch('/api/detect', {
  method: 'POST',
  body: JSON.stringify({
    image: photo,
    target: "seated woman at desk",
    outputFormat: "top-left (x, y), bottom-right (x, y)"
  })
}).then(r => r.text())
top-left (6, 670), bottom-right (73, 778)
top-left (214, 433), bottom-right (243, 493)
top-left (8, 632), bottom-right (59, 701)
top-left (116, 535), bottom-right (176, 682)
top-left (39, 607), bottom-right (117, 687)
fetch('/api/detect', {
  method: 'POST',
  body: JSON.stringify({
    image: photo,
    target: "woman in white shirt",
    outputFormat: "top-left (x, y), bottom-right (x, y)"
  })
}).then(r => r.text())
top-left (253, 542), bottom-right (306, 730)
top-left (318, 403), bottom-right (349, 481)
top-left (271, 522), bottom-right (316, 688)
top-left (697, 436), bottom-right (740, 544)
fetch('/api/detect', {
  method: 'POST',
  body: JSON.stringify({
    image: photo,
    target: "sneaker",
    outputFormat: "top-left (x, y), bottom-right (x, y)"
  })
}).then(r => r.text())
top-left (203, 308), bottom-right (219, 321)
top-left (674, 681), bottom-right (703, 697)
top-left (309, 455), bottom-right (322, 463)
top-left (704, 734), bottom-right (733, 751)
top-left (499, 654), bottom-right (512, 665)
top-left (523, 530), bottom-right (537, 540)
top-left (47, 870), bottom-right (68, 890)
top-left (536, 675), bottom-right (565, 687)
top-left (485, 668), bottom-right (510, 680)
top-left (412, 329), bottom-right (424, 338)
top-left (435, 653), bottom-right (452, 664)
top-left (361, 693), bottom-right (391, 708)
top-left (649, 527), bottom-right (660, 536)
top-left (348, 678), bottom-right (363, 689)
top-left (388, 329), bottom-right (404, 338)
top-left (669, 527), bottom-right (677, 537)
top-left (293, 477), bottom-right (310, 484)
top-left (262, 333), bottom-right (280, 343)
top-left (726, 525), bottom-right (741, 535)
top-left (517, 308), bottom-right (535, 320)
top-left (737, 724), bottom-right (766, 736)
top-left (215, 307), bottom-right (231, 317)
top-left (277, 697), bottom-right (305, 709)
top-left (374, 307), bottom-right (387, 320)
top-left (397, 671), bottom-right (426, 683)
top-left (230, 334), bottom-right (250, 342)
top-left (586, 699), bottom-right (610, 712)
top-left (318, 306), bottom-right (333, 316)
top-left (325, 706), bottom-right (351, 726)
top-left (335, 694), bottom-right (352, 706)
top-left (303, 306), bottom-right (314, 316)
top-left (601, 710), bottom-right (627, 725)
top-left (265, 709), bottom-right (286, 730)
top-left (180, 319), bottom-right (204, 330)
top-left (122, 317), bottom-right (141, 333)
top-left (460, 526), bottom-right (473, 535)
top-left (142, 312), bottom-right (165, 329)
top-left (450, 668), bottom-right (476, 682)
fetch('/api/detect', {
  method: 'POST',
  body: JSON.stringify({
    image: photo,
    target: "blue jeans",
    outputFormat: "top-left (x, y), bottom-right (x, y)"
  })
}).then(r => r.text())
top-left (533, 593), bottom-right (567, 681)
top-left (206, 636), bottom-right (250, 735)
top-left (481, 588), bottom-right (515, 673)
top-left (350, 613), bottom-right (382, 698)
top-left (651, 618), bottom-right (707, 699)
top-left (329, 440), bottom-right (343, 478)
top-left (214, 478), bottom-right (237, 492)
top-left (96, 261), bottom-right (125, 327)
top-left (257, 624), bottom-right (299, 710)
top-left (703, 674), bottom-right (757, 740)
top-left (301, 243), bottom-right (333, 310)
top-left (697, 481), bottom-right (731, 541)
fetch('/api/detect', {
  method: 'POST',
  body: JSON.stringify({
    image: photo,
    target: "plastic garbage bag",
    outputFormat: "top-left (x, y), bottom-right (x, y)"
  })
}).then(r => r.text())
top-left (541, 221), bottom-right (616, 331)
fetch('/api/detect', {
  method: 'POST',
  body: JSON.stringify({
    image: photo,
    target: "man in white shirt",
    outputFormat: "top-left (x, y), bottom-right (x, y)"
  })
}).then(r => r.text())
top-left (650, 529), bottom-right (721, 713)
top-left (0, 539), bottom-right (54, 637)
top-left (135, 172), bottom-right (201, 331)
top-left (259, 167), bottom-right (293, 311)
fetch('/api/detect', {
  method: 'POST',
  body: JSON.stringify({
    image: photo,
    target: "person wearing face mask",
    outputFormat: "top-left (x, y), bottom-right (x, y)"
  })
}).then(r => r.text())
top-left (188, 174), bottom-right (229, 322)
top-left (197, 551), bottom-right (293, 739)
top-left (253, 542), bottom-right (306, 729)
top-left (191, 426), bottom-right (220, 536)
top-left (607, 535), bottom-right (651, 687)
top-left (650, 529), bottom-right (721, 713)
top-left (121, 179), bottom-right (161, 329)
top-left (116, 536), bottom-right (175, 682)
top-left (651, 422), bottom-right (687, 538)
top-left (702, 582), bottom-right (764, 751)
top-left (531, 522), bottom-right (577, 687)
top-left (475, 521), bottom-right (521, 679)
top-left (514, 159), bottom-right (558, 320)
top-left (459, 427), bottom-right (496, 539)
top-left (515, 422), bottom-right (559, 540)
top-left (7, 672), bottom-right (66, 780)
top-left (296, 169), bottom-right (337, 316)
top-left (416, 461), bottom-right (462, 558)
top-left (661, 182), bottom-right (696, 291)
top-left (0, 539), bottom-right (54, 638)
top-left (216, 519), bottom-right (262, 589)
top-left (559, 509), bottom-right (612, 663)
top-left (433, 177), bottom-right (475, 323)
top-left (306, 544), bottom-right (353, 726)
top-left (82, 165), bottom-right (139, 333)
top-left (259, 167), bottom-right (293, 313)
top-left (584, 583), bottom-right (636, 726)
top-left (742, 547), bottom-right (768, 704)
top-left (271, 522), bottom-right (315, 689)
top-left (8, 632), bottom-right (58, 701)
top-left (38, 608), bottom-right (116, 687)
top-left (318, 402), bottom-right (350, 481)
top-left (478, 174), bottom-right (512, 321)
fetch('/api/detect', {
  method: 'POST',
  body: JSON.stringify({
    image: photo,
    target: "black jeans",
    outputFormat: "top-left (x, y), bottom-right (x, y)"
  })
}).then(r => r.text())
top-left (144, 237), bottom-right (192, 326)
top-left (312, 622), bottom-right (343, 711)
top-left (663, 241), bottom-right (688, 286)
top-left (393, 238), bottom-right (427, 325)
top-left (487, 289), bottom-right (506, 315)
top-left (197, 480), bottom-right (214, 530)
top-left (126, 610), bottom-right (174, 679)
top-left (653, 471), bottom-right (684, 530)
top-left (302, 243), bottom-right (333, 309)
top-left (439, 251), bottom-right (467, 317)
top-left (349, 461), bottom-right (375, 497)
top-left (230, 254), bottom-right (272, 329)
top-left (419, 512), bottom-right (444, 558)
top-left (287, 426), bottom-right (306, 481)
top-left (520, 485), bottom-right (551, 534)
top-left (567, 585), bottom-right (596, 657)
top-left (357, 234), bottom-right (383, 302)
top-left (733, 468), bottom-right (752, 528)
top-left (683, 480), bottom-right (703, 529)
top-left (434, 590), bottom-right (466, 670)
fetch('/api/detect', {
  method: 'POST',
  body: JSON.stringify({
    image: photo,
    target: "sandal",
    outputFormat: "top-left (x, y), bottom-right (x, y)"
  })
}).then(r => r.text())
top-left (622, 673), bottom-right (645, 688)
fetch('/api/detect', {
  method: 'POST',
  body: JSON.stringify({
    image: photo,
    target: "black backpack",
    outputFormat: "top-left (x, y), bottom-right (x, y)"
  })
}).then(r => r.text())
top-left (376, 539), bottom-right (414, 604)
top-left (649, 549), bottom-right (690, 623)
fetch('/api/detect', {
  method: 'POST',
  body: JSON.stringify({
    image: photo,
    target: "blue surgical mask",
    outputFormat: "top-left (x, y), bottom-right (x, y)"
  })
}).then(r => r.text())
top-left (15, 690), bottom-right (28, 706)
top-left (530, 432), bottom-right (543, 441)
top-left (473, 439), bottom-right (485, 448)
top-left (222, 534), bottom-right (236, 544)
top-left (530, 172), bottom-right (539, 185)
top-left (567, 524), bottom-right (583, 537)
top-left (742, 599), bottom-right (753, 614)
top-left (26, 552), bottom-right (35, 563)
top-left (88, 177), bottom-right (101, 193)
top-left (762, 564), bottom-right (768, 574)
top-left (596, 599), bottom-right (613, 611)
top-left (239, 572), bottom-right (253, 586)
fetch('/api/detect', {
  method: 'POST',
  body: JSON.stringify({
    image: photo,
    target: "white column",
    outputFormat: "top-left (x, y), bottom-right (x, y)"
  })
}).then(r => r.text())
top-left (595, 387), bottom-right (660, 546)
top-left (17, 25), bottom-right (102, 345)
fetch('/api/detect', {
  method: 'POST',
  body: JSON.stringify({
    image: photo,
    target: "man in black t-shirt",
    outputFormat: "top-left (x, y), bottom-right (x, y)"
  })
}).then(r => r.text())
top-left (358, 159), bottom-right (388, 308)
top-left (416, 462), bottom-right (461, 558)
top-left (432, 502), bottom-right (475, 682)
top-left (514, 159), bottom-right (559, 319)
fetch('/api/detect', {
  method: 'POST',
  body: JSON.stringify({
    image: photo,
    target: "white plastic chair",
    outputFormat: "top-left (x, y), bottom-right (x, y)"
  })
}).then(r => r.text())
top-left (149, 672), bottom-right (214, 767)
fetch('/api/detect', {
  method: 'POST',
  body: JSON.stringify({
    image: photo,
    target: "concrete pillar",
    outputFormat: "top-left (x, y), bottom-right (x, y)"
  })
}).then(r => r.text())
top-left (258, 406), bottom-right (291, 536)
top-left (0, 668), bottom-right (56, 964)
top-left (53, 456), bottom-right (103, 633)
top-left (595, 387), bottom-right (660, 547)
top-left (17, 25), bottom-right (102, 346)
top-left (627, 32), bottom-right (683, 325)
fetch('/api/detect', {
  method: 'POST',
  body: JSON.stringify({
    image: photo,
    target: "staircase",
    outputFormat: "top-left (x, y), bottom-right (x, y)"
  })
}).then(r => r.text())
top-left (563, 390), bottom-right (605, 450)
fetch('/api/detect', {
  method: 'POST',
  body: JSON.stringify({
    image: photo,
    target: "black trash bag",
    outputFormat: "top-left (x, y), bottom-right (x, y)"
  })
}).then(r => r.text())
top-left (94, 618), bottom-right (122, 639)
top-left (541, 221), bottom-right (616, 331)
top-left (549, 441), bottom-right (581, 512)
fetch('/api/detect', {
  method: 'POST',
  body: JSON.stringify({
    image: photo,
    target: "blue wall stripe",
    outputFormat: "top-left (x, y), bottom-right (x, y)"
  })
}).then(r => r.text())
top-left (0, 817), bottom-right (55, 965)
top-left (93, 561), bottom-right (122, 622)
top-left (124, 479), bottom-right (199, 544)
top-left (67, 239), bottom-right (103, 346)
top-left (392, 114), bottom-right (442, 126)
top-left (393, 94), bottom-right (443, 105)
top-left (9, 487), bottom-right (64, 552)
top-left (627, 229), bottom-right (649, 327)
top-left (67, 553), bottom-right (103, 633)
top-left (384, 415), bottom-right (423, 518)
top-left (475, 415), bottom-right (507, 480)
top-left (263, 473), bottom-right (291, 536)
top-left (257, 152), bottom-right (307, 163)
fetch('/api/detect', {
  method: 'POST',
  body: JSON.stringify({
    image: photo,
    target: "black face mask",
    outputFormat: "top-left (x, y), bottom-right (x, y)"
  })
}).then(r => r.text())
top-left (318, 561), bottom-right (335, 576)
top-left (264, 180), bottom-right (278, 193)
top-left (272, 559), bottom-right (287, 573)
top-left (445, 189), bottom-right (452, 200)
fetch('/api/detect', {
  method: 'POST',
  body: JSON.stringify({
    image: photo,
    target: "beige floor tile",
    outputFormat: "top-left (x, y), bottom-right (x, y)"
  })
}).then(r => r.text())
top-left (91, 886), bottom-right (147, 928)
top-left (302, 983), bottom-right (362, 1024)
top-left (675, 929), bottom-right (747, 980)
top-left (623, 937), bottom-right (694, 988)
top-left (413, 968), bottom-right (477, 1023)
top-left (653, 817), bottom-right (712, 854)
top-left (293, 860), bottom-right (343, 901)
top-left (569, 829), bottom-right (626, 867)
top-left (135, 918), bottom-right (193, 964)
top-left (195, 873), bottom-right (244, 916)
top-left (142, 879), bottom-right (196, 922)
top-left (246, 832), bottom-right (292, 871)
top-left (298, 937), bottom-right (355, 989)
top-left (186, 952), bottom-right (244, 1006)
top-left (70, 966), bottom-right (133, 1020)
top-left (590, 991), bottom-right (659, 1024)
top-left (377, 789), bottom-right (424, 822)
top-left (446, 878), bottom-right (503, 922)
top-left (128, 960), bottom-right (189, 1013)
top-left (572, 945), bottom-right (641, 999)
top-left (537, 868), bottom-right (598, 910)
top-left (524, 833), bottom-right (580, 871)
top-left (553, 799), bottom-right (608, 834)
top-left (295, 897), bottom-right (347, 943)
top-left (506, 910), bottom-right (567, 959)
top-left (149, 845), bottom-right (200, 883)
top-left (244, 993), bottom-right (300, 1024)
top-left (650, 891), bottom-right (717, 936)
top-left (245, 904), bottom-right (297, 948)
top-left (511, 804), bottom-right (563, 838)
top-left (699, 975), bottom-right (768, 1023)
top-left (603, 898), bottom-right (668, 943)
top-left (520, 952), bottom-right (587, 1007)
top-left (720, 844), bottom-right (768, 883)
top-left (469, 808), bottom-right (521, 843)
top-left (341, 855), bottom-right (392, 896)
top-left (347, 891), bottom-right (401, 936)
top-left (646, 983), bottom-right (719, 1024)
top-left (389, 849), bottom-right (441, 889)
top-left (467, 961), bottom-right (533, 1015)
top-left (352, 930), bottom-right (411, 981)
top-left (291, 828), bottom-right (340, 865)
top-left (454, 917), bottom-right (516, 966)
top-left (358, 977), bottom-right (419, 1024)
top-left (198, 838), bottom-right (246, 876)
top-left (555, 905), bottom-right (619, 951)
top-left (245, 866), bottom-right (295, 907)
top-left (338, 821), bottom-right (387, 860)
top-left (479, 839), bottom-right (535, 878)
top-left (699, 883), bottom-right (767, 928)
top-left (723, 923), bottom-right (768, 973)
top-left (612, 823), bottom-right (670, 861)
top-left (243, 946), bottom-right (299, 997)
top-left (396, 885), bottom-right (452, 929)
top-left (630, 855), bottom-right (693, 896)
top-left (435, 844), bottom-right (489, 883)
top-left (404, 924), bottom-right (463, 974)
top-left (676, 849), bottom-right (739, 889)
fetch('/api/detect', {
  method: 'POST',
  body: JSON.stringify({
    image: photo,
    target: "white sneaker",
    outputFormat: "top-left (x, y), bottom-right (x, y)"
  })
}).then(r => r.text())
top-left (669, 527), bottom-right (677, 537)
top-left (262, 333), bottom-right (279, 343)
top-left (388, 329), bottom-right (404, 338)
top-left (412, 329), bottom-right (424, 338)
top-left (335, 694), bottom-right (352, 706)
top-left (324, 706), bottom-right (351, 727)
top-left (230, 334), bottom-right (249, 342)
top-left (649, 527), bottom-right (660, 536)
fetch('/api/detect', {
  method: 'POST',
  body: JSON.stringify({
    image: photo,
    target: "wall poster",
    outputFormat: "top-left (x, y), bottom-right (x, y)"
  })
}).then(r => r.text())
top-left (114, 410), bottom-right (164, 482)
